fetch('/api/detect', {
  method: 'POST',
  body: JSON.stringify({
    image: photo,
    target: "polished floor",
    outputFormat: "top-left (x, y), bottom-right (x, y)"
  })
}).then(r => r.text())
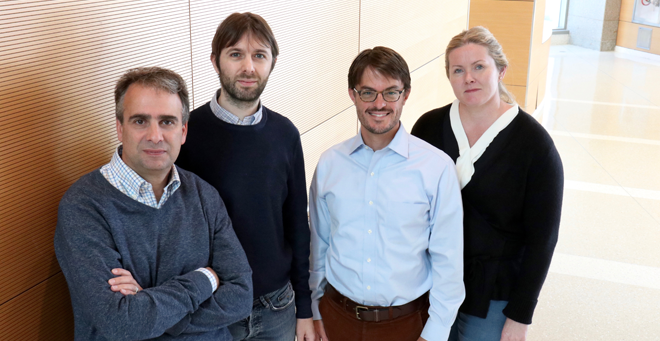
top-left (528, 45), bottom-right (660, 340)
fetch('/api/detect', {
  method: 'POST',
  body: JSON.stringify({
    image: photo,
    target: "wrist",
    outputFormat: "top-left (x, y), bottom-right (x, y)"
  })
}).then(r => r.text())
top-left (195, 267), bottom-right (218, 292)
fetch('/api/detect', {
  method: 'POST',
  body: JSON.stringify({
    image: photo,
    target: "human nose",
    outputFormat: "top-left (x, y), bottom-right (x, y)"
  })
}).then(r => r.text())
top-left (464, 70), bottom-right (475, 83)
top-left (373, 92), bottom-right (387, 108)
top-left (241, 57), bottom-right (255, 74)
top-left (146, 123), bottom-right (163, 143)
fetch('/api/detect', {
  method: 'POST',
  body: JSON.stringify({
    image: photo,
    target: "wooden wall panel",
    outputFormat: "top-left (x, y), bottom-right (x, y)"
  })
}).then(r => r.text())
top-left (0, 273), bottom-right (73, 340)
top-left (0, 0), bottom-right (192, 338)
top-left (401, 57), bottom-right (445, 130)
top-left (189, 0), bottom-right (359, 134)
top-left (360, 0), bottom-right (467, 73)
top-left (469, 0), bottom-right (535, 87)
top-left (620, 0), bottom-right (635, 22)
top-left (300, 109), bottom-right (357, 190)
top-left (617, 20), bottom-right (660, 55)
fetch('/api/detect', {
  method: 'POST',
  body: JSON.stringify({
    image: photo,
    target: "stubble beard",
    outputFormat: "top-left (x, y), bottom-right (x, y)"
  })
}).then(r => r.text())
top-left (219, 72), bottom-right (268, 108)
top-left (358, 108), bottom-right (401, 135)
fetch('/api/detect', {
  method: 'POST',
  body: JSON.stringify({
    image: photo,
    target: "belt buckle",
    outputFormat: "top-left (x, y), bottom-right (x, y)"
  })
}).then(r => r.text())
top-left (355, 305), bottom-right (368, 320)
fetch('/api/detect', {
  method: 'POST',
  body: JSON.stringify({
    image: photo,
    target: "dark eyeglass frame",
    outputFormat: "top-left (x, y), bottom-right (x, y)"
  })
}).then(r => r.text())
top-left (352, 88), bottom-right (405, 102)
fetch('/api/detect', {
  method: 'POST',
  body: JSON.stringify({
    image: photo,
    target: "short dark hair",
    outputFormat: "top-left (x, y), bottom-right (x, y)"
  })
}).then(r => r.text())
top-left (211, 12), bottom-right (278, 71)
top-left (115, 67), bottom-right (190, 124)
top-left (348, 46), bottom-right (411, 91)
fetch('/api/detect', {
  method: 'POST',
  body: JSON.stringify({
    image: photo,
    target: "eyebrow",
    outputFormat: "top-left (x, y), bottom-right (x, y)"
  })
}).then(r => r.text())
top-left (451, 60), bottom-right (486, 68)
top-left (127, 114), bottom-right (179, 122)
top-left (225, 47), bottom-right (270, 55)
top-left (359, 85), bottom-right (402, 91)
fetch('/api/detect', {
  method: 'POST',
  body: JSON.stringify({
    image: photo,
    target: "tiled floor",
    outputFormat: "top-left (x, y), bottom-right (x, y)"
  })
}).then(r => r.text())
top-left (528, 45), bottom-right (660, 340)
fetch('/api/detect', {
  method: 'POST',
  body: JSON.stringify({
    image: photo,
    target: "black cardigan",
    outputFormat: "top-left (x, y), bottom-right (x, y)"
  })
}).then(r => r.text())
top-left (411, 103), bottom-right (563, 324)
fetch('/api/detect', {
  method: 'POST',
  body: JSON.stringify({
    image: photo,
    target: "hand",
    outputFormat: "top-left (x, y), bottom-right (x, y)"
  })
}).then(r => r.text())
top-left (108, 268), bottom-right (142, 295)
top-left (500, 318), bottom-right (528, 341)
top-left (296, 318), bottom-right (316, 341)
top-left (205, 267), bottom-right (219, 288)
top-left (313, 319), bottom-right (328, 341)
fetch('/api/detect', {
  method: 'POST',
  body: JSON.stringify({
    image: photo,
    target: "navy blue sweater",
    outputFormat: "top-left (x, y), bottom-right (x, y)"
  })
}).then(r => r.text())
top-left (54, 168), bottom-right (252, 340)
top-left (176, 103), bottom-right (312, 318)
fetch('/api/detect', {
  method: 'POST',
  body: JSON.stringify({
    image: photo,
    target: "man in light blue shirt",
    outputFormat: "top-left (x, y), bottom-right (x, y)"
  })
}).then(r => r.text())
top-left (309, 47), bottom-right (465, 341)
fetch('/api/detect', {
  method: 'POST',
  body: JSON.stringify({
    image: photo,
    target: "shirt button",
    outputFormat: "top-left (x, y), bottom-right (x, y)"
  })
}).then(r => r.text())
top-left (367, 258), bottom-right (371, 262)
top-left (368, 230), bottom-right (372, 234)
top-left (369, 201), bottom-right (373, 205)
top-left (367, 286), bottom-right (371, 290)
top-left (370, 172), bottom-right (374, 176)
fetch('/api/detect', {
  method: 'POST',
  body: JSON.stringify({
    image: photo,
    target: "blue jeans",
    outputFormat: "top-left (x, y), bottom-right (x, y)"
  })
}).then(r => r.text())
top-left (448, 300), bottom-right (508, 341)
top-left (228, 282), bottom-right (296, 341)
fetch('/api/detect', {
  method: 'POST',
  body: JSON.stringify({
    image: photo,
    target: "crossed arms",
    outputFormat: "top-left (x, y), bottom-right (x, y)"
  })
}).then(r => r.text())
top-left (54, 189), bottom-right (252, 340)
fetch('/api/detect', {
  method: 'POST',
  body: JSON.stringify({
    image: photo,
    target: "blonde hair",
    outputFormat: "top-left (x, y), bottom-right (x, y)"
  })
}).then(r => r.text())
top-left (445, 26), bottom-right (515, 104)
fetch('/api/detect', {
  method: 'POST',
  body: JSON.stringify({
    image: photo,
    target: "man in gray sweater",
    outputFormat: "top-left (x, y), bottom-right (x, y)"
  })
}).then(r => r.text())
top-left (54, 67), bottom-right (252, 340)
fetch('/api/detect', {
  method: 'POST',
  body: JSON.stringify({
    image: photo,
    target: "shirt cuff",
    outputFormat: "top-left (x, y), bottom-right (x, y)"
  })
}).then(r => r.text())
top-left (195, 268), bottom-right (217, 292)
top-left (311, 298), bottom-right (322, 320)
top-left (420, 318), bottom-right (451, 341)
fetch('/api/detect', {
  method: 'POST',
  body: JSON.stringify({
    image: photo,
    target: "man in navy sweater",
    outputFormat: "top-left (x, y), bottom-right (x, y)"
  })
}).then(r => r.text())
top-left (54, 67), bottom-right (252, 340)
top-left (176, 12), bottom-right (314, 341)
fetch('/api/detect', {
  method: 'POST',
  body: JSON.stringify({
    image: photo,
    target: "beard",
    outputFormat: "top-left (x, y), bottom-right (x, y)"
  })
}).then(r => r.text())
top-left (357, 107), bottom-right (401, 135)
top-left (219, 72), bottom-right (268, 104)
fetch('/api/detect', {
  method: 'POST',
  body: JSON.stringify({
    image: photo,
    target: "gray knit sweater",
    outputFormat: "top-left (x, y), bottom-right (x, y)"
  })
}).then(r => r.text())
top-left (54, 168), bottom-right (252, 340)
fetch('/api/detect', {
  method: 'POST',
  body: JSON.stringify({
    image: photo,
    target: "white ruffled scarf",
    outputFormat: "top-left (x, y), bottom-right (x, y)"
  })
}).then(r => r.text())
top-left (449, 100), bottom-right (519, 189)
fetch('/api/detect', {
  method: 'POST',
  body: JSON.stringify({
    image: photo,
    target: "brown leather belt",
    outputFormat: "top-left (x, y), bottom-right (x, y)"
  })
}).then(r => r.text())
top-left (324, 284), bottom-right (428, 322)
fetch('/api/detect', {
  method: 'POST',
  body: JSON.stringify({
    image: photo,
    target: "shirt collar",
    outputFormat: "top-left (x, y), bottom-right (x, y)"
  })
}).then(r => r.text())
top-left (211, 88), bottom-right (263, 125)
top-left (346, 123), bottom-right (410, 158)
top-left (112, 145), bottom-right (180, 193)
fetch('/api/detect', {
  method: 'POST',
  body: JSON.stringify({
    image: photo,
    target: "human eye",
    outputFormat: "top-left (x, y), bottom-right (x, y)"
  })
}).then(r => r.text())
top-left (230, 52), bottom-right (241, 58)
top-left (385, 90), bottom-right (399, 96)
top-left (361, 90), bottom-right (374, 96)
top-left (255, 53), bottom-right (265, 59)
top-left (475, 64), bottom-right (484, 70)
top-left (133, 118), bottom-right (145, 125)
top-left (161, 120), bottom-right (174, 126)
top-left (453, 68), bottom-right (463, 74)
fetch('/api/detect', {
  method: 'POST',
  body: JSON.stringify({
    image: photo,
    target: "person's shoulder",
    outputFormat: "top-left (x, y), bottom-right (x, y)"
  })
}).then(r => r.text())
top-left (408, 133), bottom-right (455, 166)
top-left (411, 103), bottom-right (452, 137)
top-left (176, 166), bottom-right (223, 203)
top-left (512, 107), bottom-right (556, 151)
top-left (263, 106), bottom-right (300, 135)
top-left (416, 103), bottom-right (452, 125)
top-left (60, 169), bottom-right (106, 205)
top-left (187, 102), bottom-right (212, 124)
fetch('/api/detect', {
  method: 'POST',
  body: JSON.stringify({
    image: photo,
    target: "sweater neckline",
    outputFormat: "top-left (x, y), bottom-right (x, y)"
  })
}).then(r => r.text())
top-left (92, 169), bottom-right (177, 211)
top-left (201, 102), bottom-right (269, 132)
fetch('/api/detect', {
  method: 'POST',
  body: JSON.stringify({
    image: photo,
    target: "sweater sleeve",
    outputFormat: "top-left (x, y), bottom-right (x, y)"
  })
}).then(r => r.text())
top-left (502, 143), bottom-right (564, 324)
top-left (282, 133), bottom-right (313, 318)
top-left (54, 194), bottom-right (215, 340)
top-left (166, 189), bottom-right (253, 335)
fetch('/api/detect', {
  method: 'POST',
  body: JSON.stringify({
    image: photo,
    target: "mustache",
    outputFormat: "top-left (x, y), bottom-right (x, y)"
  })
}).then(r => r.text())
top-left (366, 108), bottom-right (393, 114)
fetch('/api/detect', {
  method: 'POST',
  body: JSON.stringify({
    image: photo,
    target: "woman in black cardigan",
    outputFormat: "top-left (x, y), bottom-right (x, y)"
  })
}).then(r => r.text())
top-left (411, 27), bottom-right (563, 341)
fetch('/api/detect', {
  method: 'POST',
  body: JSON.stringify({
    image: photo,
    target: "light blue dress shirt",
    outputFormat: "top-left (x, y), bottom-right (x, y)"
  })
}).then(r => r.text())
top-left (309, 125), bottom-right (465, 341)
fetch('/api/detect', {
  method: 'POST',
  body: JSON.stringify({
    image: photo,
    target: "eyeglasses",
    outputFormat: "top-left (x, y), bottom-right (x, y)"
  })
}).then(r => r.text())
top-left (353, 88), bottom-right (405, 102)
